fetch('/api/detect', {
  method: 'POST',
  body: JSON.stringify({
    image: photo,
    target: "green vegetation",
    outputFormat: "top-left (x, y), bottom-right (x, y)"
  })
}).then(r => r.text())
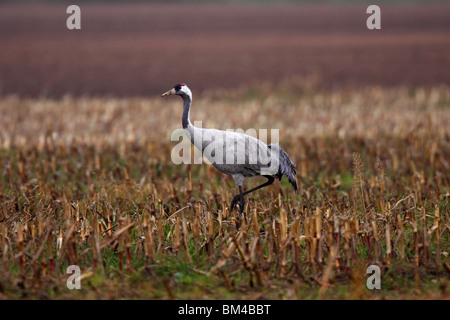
top-left (0, 85), bottom-right (448, 299)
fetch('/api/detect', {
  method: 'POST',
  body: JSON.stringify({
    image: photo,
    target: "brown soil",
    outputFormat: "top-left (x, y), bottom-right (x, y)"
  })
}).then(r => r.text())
top-left (0, 3), bottom-right (449, 97)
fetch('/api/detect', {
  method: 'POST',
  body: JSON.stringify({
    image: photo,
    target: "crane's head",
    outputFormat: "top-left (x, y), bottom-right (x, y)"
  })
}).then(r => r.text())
top-left (161, 83), bottom-right (191, 98)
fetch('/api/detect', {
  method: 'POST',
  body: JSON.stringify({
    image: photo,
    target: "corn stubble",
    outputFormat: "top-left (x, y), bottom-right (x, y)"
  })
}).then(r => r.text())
top-left (0, 86), bottom-right (448, 299)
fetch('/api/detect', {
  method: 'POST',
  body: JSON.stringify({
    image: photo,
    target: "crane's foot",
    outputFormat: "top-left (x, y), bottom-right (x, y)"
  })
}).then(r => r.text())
top-left (238, 197), bottom-right (247, 226)
top-left (239, 210), bottom-right (247, 225)
top-left (234, 212), bottom-right (247, 230)
top-left (230, 195), bottom-right (240, 212)
top-left (230, 194), bottom-right (246, 228)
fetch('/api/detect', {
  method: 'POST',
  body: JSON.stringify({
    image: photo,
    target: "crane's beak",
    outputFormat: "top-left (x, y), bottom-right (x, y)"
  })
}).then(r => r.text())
top-left (161, 88), bottom-right (176, 97)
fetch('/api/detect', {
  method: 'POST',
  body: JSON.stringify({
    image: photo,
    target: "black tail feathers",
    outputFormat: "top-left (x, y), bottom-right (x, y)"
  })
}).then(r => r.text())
top-left (268, 144), bottom-right (298, 193)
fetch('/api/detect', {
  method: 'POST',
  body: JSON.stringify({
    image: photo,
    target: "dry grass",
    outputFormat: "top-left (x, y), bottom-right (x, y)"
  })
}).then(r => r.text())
top-left (0, 84), bottom-right (449, 299)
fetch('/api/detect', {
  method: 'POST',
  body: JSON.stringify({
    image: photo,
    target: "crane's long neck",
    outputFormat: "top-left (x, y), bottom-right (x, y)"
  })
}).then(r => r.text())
top-left (181, 92), bottom-right (200, 149)
top-left (182, 94), bottom-right (192, 129)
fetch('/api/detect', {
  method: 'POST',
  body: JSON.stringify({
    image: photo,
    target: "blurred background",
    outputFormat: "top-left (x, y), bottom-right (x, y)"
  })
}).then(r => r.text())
top-left (0, 0), bottom-right (449, 97)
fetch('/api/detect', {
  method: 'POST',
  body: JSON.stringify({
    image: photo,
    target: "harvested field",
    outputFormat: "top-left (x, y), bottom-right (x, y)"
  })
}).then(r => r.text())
top-left (0, 3), bottom-right (449, 97)
top-left (0, 85), bottom-right (448, 299)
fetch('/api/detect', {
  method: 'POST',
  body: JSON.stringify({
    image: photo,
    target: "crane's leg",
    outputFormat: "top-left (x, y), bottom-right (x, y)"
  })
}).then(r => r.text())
top-left (238, 186), bottom-right (245, 216)
top-left (230, 175), bottom-right (275, 213)
top-left (242, 175), bottom-right (275, 197)
top-left (229, 187), bottom-right (246, 216)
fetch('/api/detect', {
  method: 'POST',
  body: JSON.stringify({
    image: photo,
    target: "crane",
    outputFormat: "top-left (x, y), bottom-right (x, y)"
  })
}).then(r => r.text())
top-left (162, 83), bottom-right (297, 219)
